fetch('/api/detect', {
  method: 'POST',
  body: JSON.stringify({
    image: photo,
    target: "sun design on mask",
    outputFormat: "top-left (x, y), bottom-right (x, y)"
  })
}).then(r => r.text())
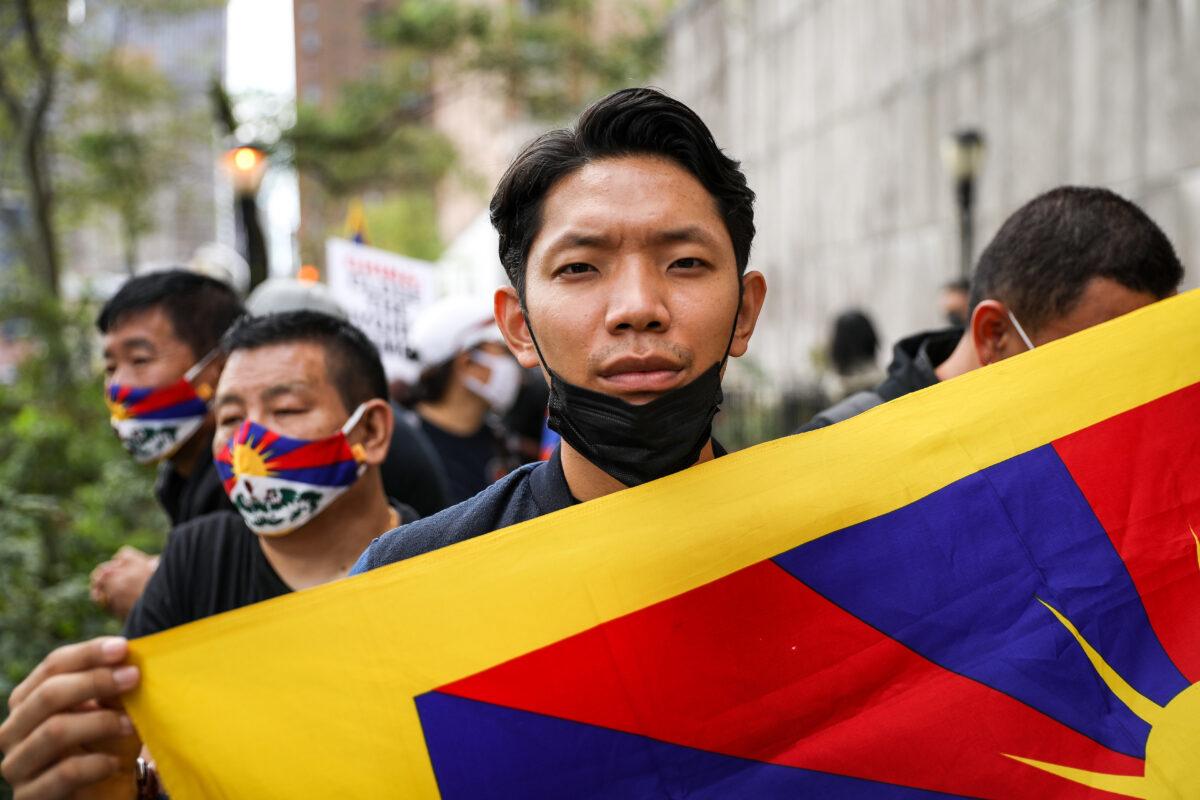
top-left (1004, 527), bottom-right (1200, 799)
top-left (106, 397), bottom-right (131, 421)
top-left (232, 439), bottom-right (275, 478)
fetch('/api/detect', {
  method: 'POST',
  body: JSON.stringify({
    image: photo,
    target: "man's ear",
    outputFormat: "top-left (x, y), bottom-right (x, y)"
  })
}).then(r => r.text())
top-left (728, 270), bottom-right (767, 359)
top-left (351, 399), bottom-right (394, 467)
top-left (195, 354), bottom-right (226, 402)
top-left (970, 299), bottom-right (1016, 366)
top-left (495, 287), bottom-right (540, 369)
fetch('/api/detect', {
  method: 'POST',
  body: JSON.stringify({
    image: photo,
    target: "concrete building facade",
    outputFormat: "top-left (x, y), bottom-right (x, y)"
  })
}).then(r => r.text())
top-left (658, 0), bottom-right (1200, 390)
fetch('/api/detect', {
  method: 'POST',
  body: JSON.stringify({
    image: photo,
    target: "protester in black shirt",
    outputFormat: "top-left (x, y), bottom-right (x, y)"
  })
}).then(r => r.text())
top-left (90, 269), bottom-right (244, 619)
top-left (407, 295), bottom-right (523, 504)
top-left (0, 311), bottom-right (415, 797)
top-left (353, 87), bottom-right (767, 573)
top-left (798, 187), bottom-right (1185, 433)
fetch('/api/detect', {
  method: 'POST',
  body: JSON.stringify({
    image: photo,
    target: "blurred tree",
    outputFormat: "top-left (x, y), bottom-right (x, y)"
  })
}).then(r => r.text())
top-left (268, 0), bottom-right (664, 264)
top-left (376, 0), bottom-right (665, 120)
top-left (0, 0), bottom-right (68, 295)
top-left (0, 0), bottom-right (221, 295)
top-left (0, 278), bottom-right (164, 724)
top-left (59, 49), bottom-right (189, 274)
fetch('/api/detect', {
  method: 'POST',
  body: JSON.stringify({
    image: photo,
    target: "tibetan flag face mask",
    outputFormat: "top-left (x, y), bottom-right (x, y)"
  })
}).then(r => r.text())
top-left (215, 404), bottom-right (369, 537)
top-left (105, 351), bottom-right (218, 464)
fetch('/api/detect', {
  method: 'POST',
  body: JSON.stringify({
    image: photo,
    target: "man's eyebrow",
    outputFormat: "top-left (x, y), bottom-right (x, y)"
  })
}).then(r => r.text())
top-left (542, 230), bottom-right (616, 253)
top-left (262, 383), bottom-right (310, 401)
top-left (117, 337), bottom-right (156, 353)
top-left (214, 392), bottom-right (243, 408)
top-left (650, 225), bottom-right (720, 248)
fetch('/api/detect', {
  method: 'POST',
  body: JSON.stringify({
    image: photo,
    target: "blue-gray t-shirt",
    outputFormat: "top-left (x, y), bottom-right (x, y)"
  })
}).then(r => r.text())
top-left (351, 442), bottom-right (727, 575)
top-left (351, 446), bottom-right (576, 574)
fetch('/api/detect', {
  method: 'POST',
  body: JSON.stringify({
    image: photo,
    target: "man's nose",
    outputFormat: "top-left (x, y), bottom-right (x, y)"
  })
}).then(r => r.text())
top-left (605, 262), bottom-right (671, 334)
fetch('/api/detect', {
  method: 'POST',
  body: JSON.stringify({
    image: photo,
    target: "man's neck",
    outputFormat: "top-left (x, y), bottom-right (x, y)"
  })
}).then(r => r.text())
top-left (934, 331), bottom-right (980, 382)
top-left (560, 439), bottom-right (717, 503)
top-left (416, 382), bottom-right (488, 437)
top-left (166, 420), bottom-right (214, 478)
top-left (257, 473), bottom-right (395, 591)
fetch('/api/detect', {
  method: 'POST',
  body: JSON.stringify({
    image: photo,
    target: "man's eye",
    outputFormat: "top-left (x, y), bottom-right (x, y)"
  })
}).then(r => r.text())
top-left (559, 263), bottom-right (595, 276)
top-left (670, 257), bottom-right (705, 270)
top-left (218, 416), bottom-right (243, 429)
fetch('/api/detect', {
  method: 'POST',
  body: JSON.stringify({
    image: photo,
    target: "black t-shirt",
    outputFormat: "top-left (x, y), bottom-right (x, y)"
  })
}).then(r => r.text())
top-left (381, 405), bottom-right (453, 517)
top-left (154, 440), bottom-right (233, 527)
top-left (124, 500), bottom-right (417, 639)
top-left (353, 441), bottom-right (727, 573)
top-left (419, 417), bottom-right (514, 506)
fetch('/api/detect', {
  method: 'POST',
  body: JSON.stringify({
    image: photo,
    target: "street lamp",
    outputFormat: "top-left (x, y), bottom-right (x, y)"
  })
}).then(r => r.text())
top-left (222, 144), bottom-right (269, 291)
top-left (941, 129), bottom-right (985, 281)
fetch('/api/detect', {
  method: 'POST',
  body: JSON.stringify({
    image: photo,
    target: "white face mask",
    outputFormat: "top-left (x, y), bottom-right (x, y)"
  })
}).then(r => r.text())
top-left (463, 350), bottom-right (522, 414)
top-left (1007, 309), bottom-right (1036, 351)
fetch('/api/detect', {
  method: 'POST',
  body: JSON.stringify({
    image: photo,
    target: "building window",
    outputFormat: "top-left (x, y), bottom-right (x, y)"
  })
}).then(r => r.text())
top-left (299, 2), bottom-right (319, 23)
top-left (301, 31), bottom-right (321, 54)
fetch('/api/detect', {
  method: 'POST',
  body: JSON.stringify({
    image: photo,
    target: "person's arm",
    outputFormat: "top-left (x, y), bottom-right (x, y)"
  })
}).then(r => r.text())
top-left (0, 637), bottom-right (142, 799)
top-left (91, 547), bottom-right (161, 621)
top-left (123, 524), bottom-right (192, 639)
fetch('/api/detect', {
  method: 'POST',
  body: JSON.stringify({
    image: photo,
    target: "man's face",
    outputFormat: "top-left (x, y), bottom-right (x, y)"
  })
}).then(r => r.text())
top-left (510, 155), bottom-right (754, 406)
top-left (979, 276), bottom-right (1165, 364)
top-left (213, 342), bottom-right (351, 450)
top-left (102, 306), bottom-right (196, 389)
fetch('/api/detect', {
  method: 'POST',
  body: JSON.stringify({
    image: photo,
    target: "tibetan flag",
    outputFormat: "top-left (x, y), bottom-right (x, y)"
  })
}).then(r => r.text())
top-left (345, 198), bottom-right (369, 245)
top-left (125, 290), bottom-right (1200, 799)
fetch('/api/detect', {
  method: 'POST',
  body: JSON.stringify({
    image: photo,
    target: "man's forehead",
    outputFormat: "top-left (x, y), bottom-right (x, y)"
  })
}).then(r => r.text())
top-left (103, 306), bottom-right (179, 348)
top-left (221, 341), bottom-right (329, 389)
top-left (533, 157), bottom-right (729, 253)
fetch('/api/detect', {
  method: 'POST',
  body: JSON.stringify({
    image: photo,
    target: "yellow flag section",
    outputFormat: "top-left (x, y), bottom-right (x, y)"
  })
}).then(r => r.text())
top-left (124, 290), bottom-right (1200, 798)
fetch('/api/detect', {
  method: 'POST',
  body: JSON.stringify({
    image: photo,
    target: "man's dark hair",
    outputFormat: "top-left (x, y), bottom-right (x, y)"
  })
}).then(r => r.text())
top-left (222, 311), bottom-right (388, 413)
top-left (970, 187), bottom-right (1184, 331)
top-left (97, 269), bottom-right (245, 359)
top-left (489, 87), bottom-right (755, 299)
top-left (829, 309), bottom-right (879, 375)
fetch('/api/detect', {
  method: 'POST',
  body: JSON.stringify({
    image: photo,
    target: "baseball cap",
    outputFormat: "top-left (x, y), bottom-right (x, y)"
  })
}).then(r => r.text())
top-left (409, 295), bottom-right (505, 368)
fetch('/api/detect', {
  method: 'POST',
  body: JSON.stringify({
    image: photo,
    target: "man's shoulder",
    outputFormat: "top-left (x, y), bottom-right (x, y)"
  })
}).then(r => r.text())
top-left (355, 461), bottom-right (544, 571)
top-left (796, 390), bottom-right (884, 433)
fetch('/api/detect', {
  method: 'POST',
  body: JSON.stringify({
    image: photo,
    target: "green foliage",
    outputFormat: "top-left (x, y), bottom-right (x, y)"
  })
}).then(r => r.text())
top-left (57, 47), bottom-right (205, 270)
top-left (288, 76), bottom-right (457, 196)
top-left (377, 0), bottom-right (665, 120)
top-left (362, 191), bottom-right (444, 262)
top-left (0, 280), bottom-right (166, 710)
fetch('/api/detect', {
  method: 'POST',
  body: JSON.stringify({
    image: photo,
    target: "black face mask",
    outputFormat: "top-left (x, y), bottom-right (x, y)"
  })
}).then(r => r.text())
top-left (526, 298), bottom-right (739, 488)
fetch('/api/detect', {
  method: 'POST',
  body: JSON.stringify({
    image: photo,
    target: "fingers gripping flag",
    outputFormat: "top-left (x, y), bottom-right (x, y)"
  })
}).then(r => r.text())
top-left (125, 291), bottom-right (1200, 799)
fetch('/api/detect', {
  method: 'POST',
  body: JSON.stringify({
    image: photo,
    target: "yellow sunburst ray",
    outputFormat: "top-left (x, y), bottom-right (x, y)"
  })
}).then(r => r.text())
top-left (1004, 755), bottom-right (1148, 799)
top-left (1035, 598), bottom-right (1164, 725)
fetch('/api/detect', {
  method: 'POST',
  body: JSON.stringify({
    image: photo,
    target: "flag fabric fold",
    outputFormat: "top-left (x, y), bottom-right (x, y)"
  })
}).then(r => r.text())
top-left (125, 290), bottom-right (1200, 799)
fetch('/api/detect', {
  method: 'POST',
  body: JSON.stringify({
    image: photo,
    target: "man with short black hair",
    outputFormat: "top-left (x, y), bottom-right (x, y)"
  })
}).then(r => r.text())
top-left (0, 311), bottom-right (416, 798)
top-left (98, 269), bottom-right (244, 523)
top-left (799, 186), bottom-right (1185, 432)
top-left (91, 269), bottom-right (244, 618)
top-left (354, 86), bottom-right (767, 569)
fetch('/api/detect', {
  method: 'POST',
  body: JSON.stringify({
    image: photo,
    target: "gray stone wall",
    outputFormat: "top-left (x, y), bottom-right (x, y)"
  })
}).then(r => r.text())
top-left (658, 0), bottom-right (1200, 389)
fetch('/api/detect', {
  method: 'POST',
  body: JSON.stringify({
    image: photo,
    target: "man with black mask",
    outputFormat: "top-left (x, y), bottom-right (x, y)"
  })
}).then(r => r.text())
top-left (352, 87), bottom-right (766, 571)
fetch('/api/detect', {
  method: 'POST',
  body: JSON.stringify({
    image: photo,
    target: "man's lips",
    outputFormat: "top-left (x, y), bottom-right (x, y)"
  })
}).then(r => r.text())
top-left (598, 355), bottom-right (686, 393)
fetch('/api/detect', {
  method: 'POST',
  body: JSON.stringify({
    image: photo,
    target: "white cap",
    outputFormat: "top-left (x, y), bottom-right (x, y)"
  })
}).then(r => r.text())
top-left (409, 295), bottom-right (505, 368)
top-left (246, 278), bottom-right (348, 320)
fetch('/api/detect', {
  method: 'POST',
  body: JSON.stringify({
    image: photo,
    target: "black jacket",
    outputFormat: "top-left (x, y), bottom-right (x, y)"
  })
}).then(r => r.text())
top-left (798, 328), bottom-right (962, 433)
